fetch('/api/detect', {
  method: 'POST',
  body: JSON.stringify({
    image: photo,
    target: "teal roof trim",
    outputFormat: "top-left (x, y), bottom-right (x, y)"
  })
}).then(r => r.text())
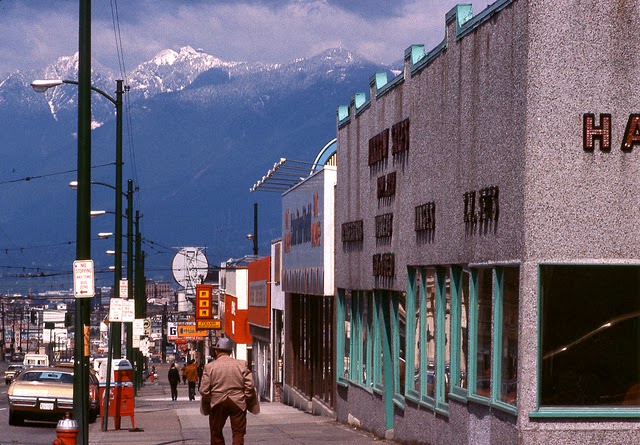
top-left (376, 72), bottom-right (405, 98)
top-left (338, 0), bottom-right (515, 126)
top-left (454, 0), bottom-right (514, 40)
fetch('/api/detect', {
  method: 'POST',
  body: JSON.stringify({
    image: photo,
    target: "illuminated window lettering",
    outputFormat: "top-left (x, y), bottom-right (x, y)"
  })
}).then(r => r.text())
top-left (368, 129), bottom-right (389, 166)
top-left (415, 202), bottom-right (436, 232)
top-left (391, 118), bottom-right (410, 155)
top-left (341, 220), bottom-right (364, 243)
top-left (583, 113), bottom-right (611, 151)
top-left (622, 114), bottom-right (640, 152)
top-left (377, 171), bottom-right (396, 199)
top-left (373, 253), bottom-right (395, 277)
top-left (375, 213), bottom-right (393, 239)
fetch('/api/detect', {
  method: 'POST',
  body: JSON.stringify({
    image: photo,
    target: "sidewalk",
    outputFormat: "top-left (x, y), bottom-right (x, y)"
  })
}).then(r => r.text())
top-left (89, 367), bottom-right (393, 444)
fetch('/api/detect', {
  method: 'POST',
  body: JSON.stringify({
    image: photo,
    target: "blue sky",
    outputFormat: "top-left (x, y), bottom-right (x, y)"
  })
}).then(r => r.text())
top-left (0, 0), bottom-right (467, 76)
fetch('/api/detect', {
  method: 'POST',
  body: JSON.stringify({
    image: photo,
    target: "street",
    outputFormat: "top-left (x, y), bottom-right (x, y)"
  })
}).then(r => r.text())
top-left (1, 361), bottom-right (394, 445)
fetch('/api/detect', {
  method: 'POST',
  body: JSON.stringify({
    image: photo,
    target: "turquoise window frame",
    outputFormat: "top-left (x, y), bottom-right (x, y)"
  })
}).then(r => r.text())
top-left (405, 268), bottom-right (421, 402)
top-left (434, 266), bottom-right (450, 415)
top-left (365, 292), bottom-right (374, 389)
top-left (467, 267), bottom-right (492, 406)
top-left (490, 267), bottom-right (518, 415)
top-left (373, 290), bottom-right (384, 393)
top-left (336, 288), bottom-right (349, 387)
top-left (449, 266), bottom-right (469, 403)
top-left (530, 263), bottom-right (640, 419)
top-left (392, 291), bottom-right (406, 408)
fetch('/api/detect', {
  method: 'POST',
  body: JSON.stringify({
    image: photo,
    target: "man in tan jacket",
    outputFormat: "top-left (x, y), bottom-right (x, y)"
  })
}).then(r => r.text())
top-left (199, 337), bottom-right (255, 445)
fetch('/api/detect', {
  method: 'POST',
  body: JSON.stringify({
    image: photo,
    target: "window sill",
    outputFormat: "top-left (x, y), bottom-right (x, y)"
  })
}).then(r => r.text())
top-left (490, 400), bottom-right (517, 416)
top-left (530, 407), bottom-right (640, 419)
top-left (393, 394), bottom-right (406, 410)
top-left (467, 393), bottom-right (491, 407)
top-left (449, 387), bottom-right (468, 404)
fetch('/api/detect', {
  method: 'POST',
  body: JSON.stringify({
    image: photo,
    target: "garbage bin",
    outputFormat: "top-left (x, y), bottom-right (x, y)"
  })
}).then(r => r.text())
top-left (100, 359), bottom-right (135, 430)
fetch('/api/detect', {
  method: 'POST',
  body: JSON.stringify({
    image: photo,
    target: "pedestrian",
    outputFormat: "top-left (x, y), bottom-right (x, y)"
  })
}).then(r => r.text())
top-left (181, 363), bottom-right (187, 385)
top-left (198, 361), bottom-right (204, 386)
top-left (199, 337), bottom-right (256, 445)
top-left (185, 359), bottom-right (199, 401)
top-left (168, 363), bottom-right (180, 401)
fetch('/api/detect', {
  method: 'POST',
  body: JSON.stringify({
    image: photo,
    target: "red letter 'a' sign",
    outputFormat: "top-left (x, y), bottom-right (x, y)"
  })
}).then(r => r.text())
top-left (622, 114), bottom-right (640, 152)
top-left (583, 113), bottom-right (611, 151)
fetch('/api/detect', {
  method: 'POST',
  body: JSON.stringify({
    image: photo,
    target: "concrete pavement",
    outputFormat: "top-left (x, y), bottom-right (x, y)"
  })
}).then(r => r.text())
top-left (89, 364), bottom-right (394, 445)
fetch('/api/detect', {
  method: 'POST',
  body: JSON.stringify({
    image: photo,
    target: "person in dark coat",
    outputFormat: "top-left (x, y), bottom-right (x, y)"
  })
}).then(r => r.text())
top-left (168, 363), bottom-right (180, 401)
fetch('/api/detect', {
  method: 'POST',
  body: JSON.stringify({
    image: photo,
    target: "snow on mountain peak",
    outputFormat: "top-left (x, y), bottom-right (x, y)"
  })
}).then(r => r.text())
top-left (152, 49), bottom-right (179, 66)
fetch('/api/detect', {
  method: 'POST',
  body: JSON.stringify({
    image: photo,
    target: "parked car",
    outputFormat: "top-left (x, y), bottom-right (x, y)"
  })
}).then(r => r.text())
top-left (7, 366), bottom-right (100, 426)
top-left (4, 364), bottom-right (24, 385)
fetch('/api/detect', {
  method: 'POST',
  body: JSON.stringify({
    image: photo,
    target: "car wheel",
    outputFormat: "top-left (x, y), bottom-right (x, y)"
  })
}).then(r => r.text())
top-left (8, 410), bottom-right (24, 426)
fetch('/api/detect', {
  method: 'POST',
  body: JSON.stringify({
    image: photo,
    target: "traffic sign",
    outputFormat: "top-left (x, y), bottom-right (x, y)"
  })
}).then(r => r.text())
top-left (73, 260), bottom-right (95, 298)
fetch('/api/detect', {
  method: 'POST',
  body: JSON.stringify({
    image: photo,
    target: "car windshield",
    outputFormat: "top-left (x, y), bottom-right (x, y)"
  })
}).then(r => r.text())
top-left (8, 365), bottom-right (22, 371)
top-left (18, 371), bottom-right (74, 383)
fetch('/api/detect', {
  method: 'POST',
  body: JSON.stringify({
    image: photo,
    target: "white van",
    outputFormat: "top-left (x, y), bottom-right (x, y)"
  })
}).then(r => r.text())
top-left (23, 353), bottom-right (49, 368)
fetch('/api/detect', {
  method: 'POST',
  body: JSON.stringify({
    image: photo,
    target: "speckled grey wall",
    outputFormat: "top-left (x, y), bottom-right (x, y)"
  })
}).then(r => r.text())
top-left (336, 1), bottom-right (528, 294)
top-left (335, 0), bottom-right (640, 444)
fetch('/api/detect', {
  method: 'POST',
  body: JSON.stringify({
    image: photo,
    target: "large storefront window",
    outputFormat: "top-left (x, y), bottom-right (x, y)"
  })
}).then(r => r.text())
top-left (394, 292), bottom-right (407, 397)
top-left (499, 268), bottom-right (519, 406)
top-left (425, 268), bottom-right (436, 399)
top-left (441, 268), bottom-right (452, 405)
top-left (460, 270), bottom-right (470, 390)
top-left (540, 265), bottom-right (640, 407)
top-left (337, 290), bottom-right (351, 382)
top-left (473, 268), bottom-right (493, 398)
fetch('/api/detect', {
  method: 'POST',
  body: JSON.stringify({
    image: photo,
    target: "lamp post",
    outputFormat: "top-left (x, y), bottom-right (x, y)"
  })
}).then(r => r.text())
top-left (33, 67), bottom-right (124, 440)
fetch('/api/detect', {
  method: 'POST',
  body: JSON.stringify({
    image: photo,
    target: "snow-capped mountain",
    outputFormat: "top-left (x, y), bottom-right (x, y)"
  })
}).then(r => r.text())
top-left (0, 47), bottom-right (393, 293)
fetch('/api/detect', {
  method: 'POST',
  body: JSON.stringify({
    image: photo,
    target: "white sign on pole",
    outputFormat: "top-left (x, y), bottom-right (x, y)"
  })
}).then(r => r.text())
top-left (119, 279), bottom-right (128, 299)
top-left (133, 336), bottom-right (141, 349)
top-left (73, 260), bottom-right (95, 298)
top-left (121, 300), bottom-right (135, 322)
top-left (109, 298), bottom-right (123, 322)
top-left (133, 319), bottom-right (145, 337)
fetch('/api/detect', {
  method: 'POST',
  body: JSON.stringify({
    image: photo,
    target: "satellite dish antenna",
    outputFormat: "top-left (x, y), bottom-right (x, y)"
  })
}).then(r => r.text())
top-left (171, 247), bottom-right (209, 294)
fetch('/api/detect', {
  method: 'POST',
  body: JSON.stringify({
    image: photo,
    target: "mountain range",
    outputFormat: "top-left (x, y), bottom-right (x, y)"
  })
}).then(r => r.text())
top-left (0, 46), bottom-right (393, 294)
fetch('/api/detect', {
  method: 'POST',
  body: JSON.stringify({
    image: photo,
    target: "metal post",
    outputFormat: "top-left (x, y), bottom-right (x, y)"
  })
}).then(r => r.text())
top-left (112, 79), bottom-right (124, 359)
top-left (126, 180), bottom-right (134, 366)
top-left (134, 210), bottom-right (143, 390)
top-left (74, 0), bottom-right (91, 442)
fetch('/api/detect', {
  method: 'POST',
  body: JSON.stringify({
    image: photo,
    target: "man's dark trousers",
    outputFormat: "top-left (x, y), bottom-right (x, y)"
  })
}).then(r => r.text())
top-left (208, 398), bottom-right (247, 445)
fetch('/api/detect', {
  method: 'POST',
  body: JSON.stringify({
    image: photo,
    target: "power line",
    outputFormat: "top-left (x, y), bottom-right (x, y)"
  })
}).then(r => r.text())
top-left (0, 163), bottom-right (115, 186)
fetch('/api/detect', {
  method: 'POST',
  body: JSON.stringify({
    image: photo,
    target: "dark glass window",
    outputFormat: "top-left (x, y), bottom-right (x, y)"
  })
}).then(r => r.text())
top-left (475, 268), bottom-right (493, 398)
top-left (540, 265), bottom-right (640, 407)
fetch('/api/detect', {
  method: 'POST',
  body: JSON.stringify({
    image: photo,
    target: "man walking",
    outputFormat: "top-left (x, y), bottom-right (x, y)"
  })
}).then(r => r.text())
top-left (185, 359), bottom-right (199, 401)
top-left (199, 337), bottom-right (255, 445)
top-left (168, 362), bottom-right (180, 401)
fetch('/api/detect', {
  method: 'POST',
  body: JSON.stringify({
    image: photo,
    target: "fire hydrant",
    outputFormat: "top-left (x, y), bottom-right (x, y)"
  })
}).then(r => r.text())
top-left (52, 413), bottom-right (78, 445)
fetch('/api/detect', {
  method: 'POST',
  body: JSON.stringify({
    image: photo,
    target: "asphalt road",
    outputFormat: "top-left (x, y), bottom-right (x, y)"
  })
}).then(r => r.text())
top-left (1, 360), bottom-right (64, 445)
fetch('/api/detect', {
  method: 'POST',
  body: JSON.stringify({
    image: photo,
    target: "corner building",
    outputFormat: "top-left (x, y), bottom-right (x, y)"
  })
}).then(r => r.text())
top-left (334, 1), bottom-right (640, 444)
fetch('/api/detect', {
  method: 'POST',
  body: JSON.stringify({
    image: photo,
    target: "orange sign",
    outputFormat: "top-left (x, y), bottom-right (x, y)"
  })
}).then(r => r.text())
top-left (196, 284), bottom-right (213, 319)
top-left (196, 319), bottom-right (221, 330)
top-left (177, 324), bottom-right (208, 338)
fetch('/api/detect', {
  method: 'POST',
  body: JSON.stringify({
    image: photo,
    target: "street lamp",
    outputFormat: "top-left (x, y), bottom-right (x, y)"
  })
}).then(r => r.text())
top-left (33, 71), bottom-right (125, 440)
